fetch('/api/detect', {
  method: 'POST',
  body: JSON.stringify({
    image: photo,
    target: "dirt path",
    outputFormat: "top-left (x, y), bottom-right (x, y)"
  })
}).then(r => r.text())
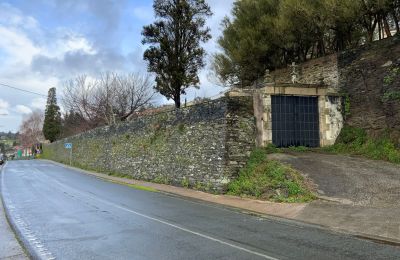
top-left (268, 152), bottom-right (400, 208)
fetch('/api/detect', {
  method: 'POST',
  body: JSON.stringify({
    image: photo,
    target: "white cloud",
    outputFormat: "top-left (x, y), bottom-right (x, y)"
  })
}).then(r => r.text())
top-left (0, 3), bottom-right (39, 31)
top-left (132, 6), bottom-right (154, 22)
top-left (30, 97), bottom-right (47, 110)
top-left (15, 105), bottom-right (33, 115)
top-left (0, 99), bottom-right (9, 114)
top-left (42, 30), bottom-right (97, 58)
top-left (0, 26), bottom-right (41, 65)
top-left (0, 99), bottom-right (9, 109)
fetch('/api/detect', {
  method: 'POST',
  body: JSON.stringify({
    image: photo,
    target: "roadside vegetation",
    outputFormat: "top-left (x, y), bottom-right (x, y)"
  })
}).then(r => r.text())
top-left (323, 126), bottom-right (400, 164)
top-left (227, 148), bottom-right (316, 203)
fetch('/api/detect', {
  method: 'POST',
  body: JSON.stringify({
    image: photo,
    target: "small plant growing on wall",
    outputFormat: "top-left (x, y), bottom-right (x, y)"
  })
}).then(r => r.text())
top-left (339, 91), bottom-right (351, 118)
top-left (382, 63), bottom-right (400, 102)
top-left (181, 177), bottom-right (190, 188)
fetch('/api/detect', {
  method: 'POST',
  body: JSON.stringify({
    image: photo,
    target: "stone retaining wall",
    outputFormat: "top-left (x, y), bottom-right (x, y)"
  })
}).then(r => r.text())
top-left (43, 97), bottom-right (255, 193)
top-left (270, 54), bottom-right (339, 92)
top-left (338, 36), bottom-right (400, 143)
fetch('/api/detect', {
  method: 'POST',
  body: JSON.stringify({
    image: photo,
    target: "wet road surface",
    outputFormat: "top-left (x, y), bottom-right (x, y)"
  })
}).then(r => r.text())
top-left (1, 160), bottom-right (399, 259)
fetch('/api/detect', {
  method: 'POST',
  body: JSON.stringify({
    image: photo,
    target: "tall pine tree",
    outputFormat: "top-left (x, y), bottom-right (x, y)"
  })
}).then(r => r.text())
top-left (43, 87), bottom-right (61, 142)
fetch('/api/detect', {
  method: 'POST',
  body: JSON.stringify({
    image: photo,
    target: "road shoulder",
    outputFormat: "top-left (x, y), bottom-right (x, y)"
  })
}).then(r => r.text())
top-left (0, 165), bottom-right (28, 260)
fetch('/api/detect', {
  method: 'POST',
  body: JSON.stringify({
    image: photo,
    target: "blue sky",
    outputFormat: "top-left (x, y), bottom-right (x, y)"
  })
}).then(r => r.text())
top-left (0, 0), bottom-right (234, 132)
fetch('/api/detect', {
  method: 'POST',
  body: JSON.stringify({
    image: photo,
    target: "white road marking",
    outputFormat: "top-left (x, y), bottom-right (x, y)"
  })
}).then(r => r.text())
top-left (40, 165), bottom-right (281, 260)
top-left (4, 161), bottom-right (276, 260)
top-left (86, 192), bottom-right (280, 260)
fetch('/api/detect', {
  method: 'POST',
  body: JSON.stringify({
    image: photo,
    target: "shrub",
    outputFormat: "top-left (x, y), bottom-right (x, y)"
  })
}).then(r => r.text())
top-left (227, 148), bottom-right (315, 203)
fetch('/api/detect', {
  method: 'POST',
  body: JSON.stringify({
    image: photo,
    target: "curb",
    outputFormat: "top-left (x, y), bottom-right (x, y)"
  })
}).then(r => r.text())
top-left (41, 159), bottom-right (400, 247)
top-left (1, 162), bottom-right (52, 260)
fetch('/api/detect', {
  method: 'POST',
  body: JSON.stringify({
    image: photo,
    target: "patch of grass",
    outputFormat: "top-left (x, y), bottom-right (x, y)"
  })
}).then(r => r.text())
top-left (264, 144), bottom-right (283, 154)
top-left (227, 148), bottom-right (316, 203)
top-left (323, 126), bottom-right (400, 164)
top-left (109, 180), bottom-right (158, 192)
top-left (288, 146), bottom-right (309, 152)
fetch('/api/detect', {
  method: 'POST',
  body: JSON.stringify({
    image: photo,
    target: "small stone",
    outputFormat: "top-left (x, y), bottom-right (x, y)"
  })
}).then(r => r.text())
top-left (382, 60), bottom-right (393, 67)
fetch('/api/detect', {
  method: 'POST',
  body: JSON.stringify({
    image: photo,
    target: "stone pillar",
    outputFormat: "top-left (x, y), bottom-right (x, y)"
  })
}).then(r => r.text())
top-left (318, 96), bottom-right (328, 147)
top-left (253, 92), bottom-right (272, 147)
top-left (264, 95), bottom-right (273, 146)
top-left (319, 96), bottom-right (343, 147)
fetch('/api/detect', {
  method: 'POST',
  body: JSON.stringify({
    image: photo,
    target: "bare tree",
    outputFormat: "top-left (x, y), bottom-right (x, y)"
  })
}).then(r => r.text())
top-left (62, 72), bottom-right (154, 133)
top-left (18, 110), bottom-right (45, 147)
top-left (115, 73), bottom-right (154, 121)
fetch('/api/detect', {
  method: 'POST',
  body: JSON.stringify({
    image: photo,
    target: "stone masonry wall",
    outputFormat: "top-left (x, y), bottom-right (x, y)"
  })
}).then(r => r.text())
top-left (270, 54), bottom-right (339, 92)
top-left (338, 35), bottom-right (400, 143)
top-left (43, 97), bottom-right (255, 193)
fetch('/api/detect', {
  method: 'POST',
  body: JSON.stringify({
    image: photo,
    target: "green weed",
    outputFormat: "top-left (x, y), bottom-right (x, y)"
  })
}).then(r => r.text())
top-left (227, 148), bottom-right (316, 203)
top-left (324, 126), bottom-right (400, 164)
top-left (181, 177), bottom-right (190, 188)
top-left (288, 146), bottom-right (309, 152)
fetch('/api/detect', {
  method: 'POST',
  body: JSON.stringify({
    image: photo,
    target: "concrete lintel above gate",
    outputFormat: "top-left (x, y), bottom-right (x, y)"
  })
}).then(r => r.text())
top-left (258, 83), bottom-right (330, 97)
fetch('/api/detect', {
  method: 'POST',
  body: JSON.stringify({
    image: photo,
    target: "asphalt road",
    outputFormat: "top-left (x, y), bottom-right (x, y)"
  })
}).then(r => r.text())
top-left (1, 160), bottom-right (399, 260)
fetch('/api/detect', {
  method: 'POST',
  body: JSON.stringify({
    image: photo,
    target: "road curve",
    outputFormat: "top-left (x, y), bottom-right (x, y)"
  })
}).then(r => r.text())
top-left (1, 160), bottom-right (399, 260)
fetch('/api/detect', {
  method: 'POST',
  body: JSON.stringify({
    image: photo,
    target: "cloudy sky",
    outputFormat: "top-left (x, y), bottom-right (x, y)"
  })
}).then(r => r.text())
top-left (0, 0), bottom-right (234, 132)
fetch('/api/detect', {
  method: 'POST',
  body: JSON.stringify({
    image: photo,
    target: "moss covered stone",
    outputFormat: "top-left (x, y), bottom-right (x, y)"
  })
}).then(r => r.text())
top-left (43, 97), bottom-right (255, 193)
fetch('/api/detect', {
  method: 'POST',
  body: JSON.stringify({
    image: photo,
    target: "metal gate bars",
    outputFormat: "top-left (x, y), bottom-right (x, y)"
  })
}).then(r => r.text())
top-left (271, 95), bottom-right (320, 147)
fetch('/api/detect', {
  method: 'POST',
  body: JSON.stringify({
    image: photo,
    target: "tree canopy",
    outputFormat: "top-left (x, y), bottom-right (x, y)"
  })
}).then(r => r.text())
top-left (214, 0), bottom-right (400, 88)
top-left (142, 0), bottom-right (212, 108)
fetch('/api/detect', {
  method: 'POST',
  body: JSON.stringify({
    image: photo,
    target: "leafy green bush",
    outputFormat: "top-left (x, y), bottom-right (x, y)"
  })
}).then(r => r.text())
top-left (227, 148), bottom-right (315, 203)
top-left (335, 126), bottom-right (367, 146)
top-left (382, 91), bottom-right (400, 102)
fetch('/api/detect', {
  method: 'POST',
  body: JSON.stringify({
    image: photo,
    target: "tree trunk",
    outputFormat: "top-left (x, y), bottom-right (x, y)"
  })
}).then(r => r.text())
top-left (367, 18), bottom-right (378, 42)
top-left (392, 11), bottom-right (400, 33)
top-left (383, 16), bottom-right (392, 37)
top-left (174, 94), bottom-right (181, 109)
top-left (378, 18), bottom-right (382, 40)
